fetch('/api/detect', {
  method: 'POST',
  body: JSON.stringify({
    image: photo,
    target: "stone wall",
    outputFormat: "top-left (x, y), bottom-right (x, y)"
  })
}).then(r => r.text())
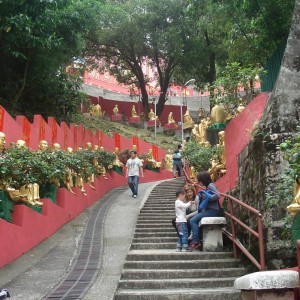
top-left (233, 0), bottom-right (300, 269)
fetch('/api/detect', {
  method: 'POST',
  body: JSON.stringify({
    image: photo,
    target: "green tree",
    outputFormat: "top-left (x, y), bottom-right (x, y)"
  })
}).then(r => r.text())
top-left (86, 0), bottom-right (197, 117)
top-left (0, 0), bottom-right (100, 121)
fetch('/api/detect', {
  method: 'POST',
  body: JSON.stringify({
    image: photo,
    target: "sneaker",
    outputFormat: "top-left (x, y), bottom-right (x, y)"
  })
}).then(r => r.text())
top-left (176, 247), bottom-right (182, 252)
top-left (133, 195), bottom-right (137, 198)
top-left (188, 234), bottom-right (193, 241)
top-left (181, 248), bottom-right (189, 252)
top-left (187, 242), bottom-right (201, 252)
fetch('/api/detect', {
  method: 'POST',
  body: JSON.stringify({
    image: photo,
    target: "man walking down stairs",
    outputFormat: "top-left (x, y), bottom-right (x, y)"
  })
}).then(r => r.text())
top-left (114, 178), bottom-right (245, 299)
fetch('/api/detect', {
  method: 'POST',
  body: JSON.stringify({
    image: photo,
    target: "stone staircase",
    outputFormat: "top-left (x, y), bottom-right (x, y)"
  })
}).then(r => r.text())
top-left (114, 178), bottom-right (244, 299)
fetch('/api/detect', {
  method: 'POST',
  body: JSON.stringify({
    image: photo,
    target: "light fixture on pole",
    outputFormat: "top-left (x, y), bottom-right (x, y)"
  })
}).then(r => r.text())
top-left (180, 79), bottom-right (195, 146)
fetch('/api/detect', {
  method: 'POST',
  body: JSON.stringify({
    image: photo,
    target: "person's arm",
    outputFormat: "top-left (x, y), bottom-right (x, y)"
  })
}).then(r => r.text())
top-left (125, 161), bottom-right (129, 177)
top-left (176, 201), bottom-right (191, 209)
top-left (139, 159), bottom-right (144, 177)
top-left (140, 166), bottom-right (144, 177)
top-left (207, 183), bottom-right (220, 201)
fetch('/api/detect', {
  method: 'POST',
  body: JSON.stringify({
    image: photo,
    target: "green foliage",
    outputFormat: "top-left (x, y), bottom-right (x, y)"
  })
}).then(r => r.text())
top-left (182, 141), bottom-right (217, 172)
top-left (209, 63), bottom-right (266, 107)
top-left (0, 0), bottom-right (100, 120)
top-left (278, 126), bottom-right (300, 183)
top-left (0, 146), bottom-right (116, 188)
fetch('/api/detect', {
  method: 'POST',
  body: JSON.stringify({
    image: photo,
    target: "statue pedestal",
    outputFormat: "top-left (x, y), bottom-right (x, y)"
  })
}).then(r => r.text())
top-left (164, 123), bottom-right (176, 130)
top-left (110, 114), bottom-right (122, 121)
top-left (129, 117), bottom-right (141, 123)
top-left (147, 120), bottom-right (156, 127)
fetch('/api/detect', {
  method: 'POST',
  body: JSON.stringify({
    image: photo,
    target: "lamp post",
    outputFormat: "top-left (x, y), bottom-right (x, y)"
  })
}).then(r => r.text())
top-left (180, 79), bottom-right (195, 146)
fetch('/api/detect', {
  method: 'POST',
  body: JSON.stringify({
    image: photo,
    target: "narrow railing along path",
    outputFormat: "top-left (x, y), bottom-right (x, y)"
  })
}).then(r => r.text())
top-left (114, 178), bottom-right (245, 300)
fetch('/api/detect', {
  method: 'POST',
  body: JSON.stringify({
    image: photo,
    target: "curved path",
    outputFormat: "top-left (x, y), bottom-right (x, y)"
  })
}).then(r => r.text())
top-left (0, 181), bottom-right (161, 300)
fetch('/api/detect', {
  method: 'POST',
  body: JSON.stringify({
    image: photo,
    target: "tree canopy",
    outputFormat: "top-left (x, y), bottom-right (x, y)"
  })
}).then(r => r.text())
top-left (0, 0), bottom-right (295, 120)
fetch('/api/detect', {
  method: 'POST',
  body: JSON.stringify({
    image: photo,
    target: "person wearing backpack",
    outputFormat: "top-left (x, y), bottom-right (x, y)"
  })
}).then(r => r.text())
top-left (188, 171), bottom-right (220, 251)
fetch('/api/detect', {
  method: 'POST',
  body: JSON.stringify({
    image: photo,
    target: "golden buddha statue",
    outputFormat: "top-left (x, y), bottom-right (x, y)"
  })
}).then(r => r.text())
top-left (198, 118), bottom-right (209, 143)
top-left (99, 146), bottom-right (105, 151)
top-left (204, 141), bottom-right (211, 148)
top-left (63, 147), bottom-right (76, 194)
top-left (147, 149), bottom-right (161, 168)
top-left (208, 131), bottom-right (226, 181)
top-left (94, 145), bottom-right (99, 151)
top-left (191, 125), bottom-right (201, 143)
top-left (287, 180), bottom-right (300, 215)
top-left (164, 149), bottom-right (173, 171)
top-left (113, 104), bottom-right (120, 115)
top-left (16, 139), bottom-right (27, 148)
top-left (198, 108), bottom-right (206, 121)
top-left (112, 147), bottom-right (124, 168)
top-left (131, 105), bottom-right (139, 118)
top-left (210, 104), bottom-right (226, 124)
top-left (167, 112), bottom-right (176, 125)
top-left (235, 101), bottom-right (246, 116)
top-left (148, 109), bottom-right (155, 121)
top-left (39, 140), bottom-right (48, 151)
top-left (94, 104), bottom-right (103, 117)
top-left (132, 145), bottom-right (137, 152)
top-left (183, 110), bottom-right (194, 129)
top-left (190, 166), bottom-right (198, 180)
top-left (53, 143), bottom-right (61, 150)
top-left (86, 142), bottom-right (92, 150)
top-left (0, 132), bottom-right (6, 151)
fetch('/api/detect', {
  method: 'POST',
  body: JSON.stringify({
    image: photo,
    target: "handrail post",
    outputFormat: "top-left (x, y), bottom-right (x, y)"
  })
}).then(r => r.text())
top-left (229, 198), bottom-right (238, 259)
top-left (257, 214), bottom-right (265, 271)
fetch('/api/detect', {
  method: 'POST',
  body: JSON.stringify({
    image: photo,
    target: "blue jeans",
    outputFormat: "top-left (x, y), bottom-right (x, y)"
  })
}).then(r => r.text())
top-left (128, 176), bottom-right (139, 196)
top-left (176, 222), bottom-right (188, 249)
top-left (190, 210), bottom-right (220, 243)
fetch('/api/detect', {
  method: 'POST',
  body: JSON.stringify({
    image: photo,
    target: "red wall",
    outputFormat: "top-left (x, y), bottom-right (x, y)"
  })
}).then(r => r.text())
top-left (0, 106), bottom-right (172, 268)
top-left (90, 97), bottom-right (186, 124)
top-left (216, 93), bottom-right (270, 194)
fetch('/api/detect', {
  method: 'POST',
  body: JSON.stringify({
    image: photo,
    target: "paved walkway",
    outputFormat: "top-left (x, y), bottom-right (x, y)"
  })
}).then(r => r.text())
top-left (0, 181), bottom-right (161, 300)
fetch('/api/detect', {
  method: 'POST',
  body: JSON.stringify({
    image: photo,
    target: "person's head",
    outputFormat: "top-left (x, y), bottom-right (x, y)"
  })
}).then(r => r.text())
top-left (178, 144), bottom-right (182, 150)
top-left (184, 184), bottom-right (196, 201)
top-left (130, 150), bottom-right (137, 158)
top-left (175, 189), bottom-right (185, 201)
top-left (197, 171), bottom-right (213, 187)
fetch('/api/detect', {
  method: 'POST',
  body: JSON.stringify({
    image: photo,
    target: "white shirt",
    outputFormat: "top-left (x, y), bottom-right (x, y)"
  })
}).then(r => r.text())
top-left (175, 199), bottom-right (191, 223)
top-left (126, 157), bottom-right (143, 176)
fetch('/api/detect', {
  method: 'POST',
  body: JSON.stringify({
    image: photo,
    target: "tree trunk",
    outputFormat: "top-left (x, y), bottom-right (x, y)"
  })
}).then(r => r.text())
top-left (234, 0), bottom-right (300, 269)
top-left (204, 30), bottom-right (216, 84)
top-left (11, 53), bottom-right (30, 111)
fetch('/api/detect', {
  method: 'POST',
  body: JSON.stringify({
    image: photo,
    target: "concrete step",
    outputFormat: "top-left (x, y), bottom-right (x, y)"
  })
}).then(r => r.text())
top-left (118, 277), bottom-right (237, 289)
top-left (141, 208), bottom-right (174, 212)
top-left (114, 288), bottom-right (240, 300)
top-left (134, 232), bottom-right (177, 238)
top-left (126, 250), bottom-right (234, 261)
top-left (141, 206), bottom-right (174, 209)
top-left (139, 213), bottom-right (174, 218)
top-left (131, 242), bottom-right (175, 249)
top-left (124, 258), bottom-right (241, 269)
top-left (136, 219), bottom-right (171, 224)
top-left (135, 228), bottom-right (175, 233)
top-left (132, 237), bottom-right (177, 243)
top-left (135, 224), bottom-right (174, 229)
top-left (121, 267), bottom-right (246, 279)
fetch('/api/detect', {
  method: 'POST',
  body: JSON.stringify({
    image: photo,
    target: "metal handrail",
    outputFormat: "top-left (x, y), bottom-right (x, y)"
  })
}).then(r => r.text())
top-left (183, 167), bottom-right (265, 271)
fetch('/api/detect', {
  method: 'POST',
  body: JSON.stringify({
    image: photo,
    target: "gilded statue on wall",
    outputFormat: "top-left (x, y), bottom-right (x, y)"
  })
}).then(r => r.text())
top-left (113, 105), bottom-right (119, 115)
top-left (287, 179), bottom-right (300, 215)
top-left (183, 110), bottom-right (194, 129)
top-left (210, 104), bottom-right (226, 124)
top-left (208, 131), bottom-right (226, 181)
top-left (131, 105), bottom-right (139, 117)
top-left (164, 149), bottom-right (173, 171)
top-left (147, 149), bottom-right (161, 168)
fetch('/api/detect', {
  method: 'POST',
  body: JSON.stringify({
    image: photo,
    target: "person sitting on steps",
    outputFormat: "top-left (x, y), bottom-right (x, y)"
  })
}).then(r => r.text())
top-left (188, 171), bottom-right (220, 251)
